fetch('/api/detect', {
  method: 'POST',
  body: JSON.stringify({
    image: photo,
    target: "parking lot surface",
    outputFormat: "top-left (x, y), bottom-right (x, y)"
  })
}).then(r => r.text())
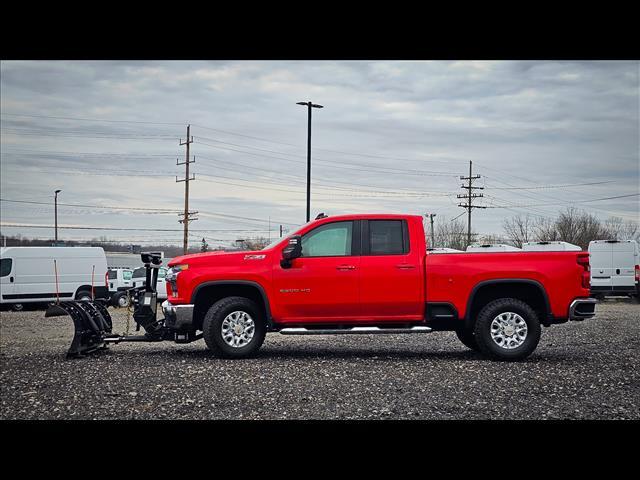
top-left (1, 300), bottom-right (638, 420)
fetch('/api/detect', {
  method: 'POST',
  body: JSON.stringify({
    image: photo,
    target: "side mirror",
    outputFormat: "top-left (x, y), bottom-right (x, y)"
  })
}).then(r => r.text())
top-left (280, 235), bottom-right (302, 268)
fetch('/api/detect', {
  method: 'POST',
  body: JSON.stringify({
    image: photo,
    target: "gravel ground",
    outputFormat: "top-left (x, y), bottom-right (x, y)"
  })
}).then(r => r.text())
top-left (1, 299), bottom-right (638, 420)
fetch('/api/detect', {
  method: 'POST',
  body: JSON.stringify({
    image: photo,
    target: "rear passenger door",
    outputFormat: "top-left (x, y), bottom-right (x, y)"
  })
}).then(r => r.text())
top-left (359, 219), bottom-right (423, 320)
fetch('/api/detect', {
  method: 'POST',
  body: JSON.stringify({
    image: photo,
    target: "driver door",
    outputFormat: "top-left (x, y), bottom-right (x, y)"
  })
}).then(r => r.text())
top-left (272, 220), bottom-right (360, 323)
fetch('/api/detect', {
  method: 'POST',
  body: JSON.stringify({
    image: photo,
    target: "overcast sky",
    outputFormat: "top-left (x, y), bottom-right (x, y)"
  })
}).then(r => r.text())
top-left (1, 60), bottom-right (638, 248)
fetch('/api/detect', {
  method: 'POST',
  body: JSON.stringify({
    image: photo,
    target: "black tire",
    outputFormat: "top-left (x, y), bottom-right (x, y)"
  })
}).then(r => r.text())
top-left (202, 296), bottom-right (266, 358)
top-left (75, 290), bottom-right (92, 301)
top-left (455, 328), bottom-right (480, 352)
top-left (111, 291), bottom-right (130, 308)
top-left (473, 298), bottom-right (541, 361)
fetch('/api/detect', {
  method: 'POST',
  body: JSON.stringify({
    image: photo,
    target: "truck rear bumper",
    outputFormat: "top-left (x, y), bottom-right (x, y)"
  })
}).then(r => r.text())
top-left (162, 301), bottom-right (194, 330)
top-left (569, 298), bottom-right (597, 320)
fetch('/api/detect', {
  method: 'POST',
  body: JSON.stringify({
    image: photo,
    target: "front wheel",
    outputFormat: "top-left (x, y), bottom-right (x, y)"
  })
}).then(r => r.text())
top-left (473, 298), bottom-right (541, 361)
top-left (202, 296), bottom-right (266, 358)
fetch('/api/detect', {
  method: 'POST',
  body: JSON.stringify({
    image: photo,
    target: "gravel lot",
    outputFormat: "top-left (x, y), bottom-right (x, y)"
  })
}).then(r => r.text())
top-left (1, 299), bottom-right (638, 420)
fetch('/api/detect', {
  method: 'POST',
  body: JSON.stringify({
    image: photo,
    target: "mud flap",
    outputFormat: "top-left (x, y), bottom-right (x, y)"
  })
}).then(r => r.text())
top-left (46, 300), bottom-right (114, 358)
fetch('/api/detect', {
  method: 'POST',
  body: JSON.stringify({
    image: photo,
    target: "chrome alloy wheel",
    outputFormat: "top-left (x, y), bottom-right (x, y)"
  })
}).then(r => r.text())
top-left (490, 312), bottom-right (528, 350)
top-left (221, 311), bottom-right (256, 348)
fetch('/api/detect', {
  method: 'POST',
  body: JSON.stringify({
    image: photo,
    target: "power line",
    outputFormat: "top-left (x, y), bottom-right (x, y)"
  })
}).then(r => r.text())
top-left (0, 112), bottom-right (185, 125)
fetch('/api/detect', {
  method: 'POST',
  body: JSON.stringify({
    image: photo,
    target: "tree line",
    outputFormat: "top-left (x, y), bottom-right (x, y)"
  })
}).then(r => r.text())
top-left (432, 207), bottom-right (639, 251)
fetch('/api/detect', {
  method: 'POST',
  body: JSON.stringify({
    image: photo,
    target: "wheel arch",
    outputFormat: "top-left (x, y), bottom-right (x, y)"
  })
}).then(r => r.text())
top-left (191, 281), bottom-right (272, 331)
top-left (464, 279), bottom-right (551, 330)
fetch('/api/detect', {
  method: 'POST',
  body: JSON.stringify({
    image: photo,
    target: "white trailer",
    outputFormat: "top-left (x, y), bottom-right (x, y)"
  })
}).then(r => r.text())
top-left (466, 244), bottom-right (522, 252)
top-left (522, 241), bottom-right (582, 252)
top-left (426, 248), bottom-right (464, 254)
top-left (588, 239), bottom-right (639, 300)
top-left (0, 247), bottom-right (109, 311)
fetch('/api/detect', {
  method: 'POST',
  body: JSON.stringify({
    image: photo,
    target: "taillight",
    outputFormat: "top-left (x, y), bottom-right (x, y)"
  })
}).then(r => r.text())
top-left (635, 265), bottom-right (639, 282)
top-left (577, 253), bottom-right (590, 289)
top-left (104, 271), bottom-right (109, 287)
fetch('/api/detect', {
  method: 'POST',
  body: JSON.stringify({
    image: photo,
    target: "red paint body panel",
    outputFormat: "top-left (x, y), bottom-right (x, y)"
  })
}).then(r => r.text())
top-left (167, 213), bottom-right (590, 325)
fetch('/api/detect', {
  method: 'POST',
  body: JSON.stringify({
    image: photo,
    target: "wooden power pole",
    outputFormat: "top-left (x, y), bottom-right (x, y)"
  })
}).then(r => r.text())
top-left (425, 213), bottom-right (436, 248)
top-left (457, 160), bottom-right (486, 247)
top-left (177, 124), bottom-right (198, 254)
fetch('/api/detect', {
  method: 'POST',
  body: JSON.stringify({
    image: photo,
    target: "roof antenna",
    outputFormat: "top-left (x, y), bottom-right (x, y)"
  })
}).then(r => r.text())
top-left (315, 212), bottom-right (328, 220)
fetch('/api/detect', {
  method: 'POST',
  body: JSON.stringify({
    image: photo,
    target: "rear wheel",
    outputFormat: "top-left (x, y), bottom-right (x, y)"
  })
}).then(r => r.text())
top-left (75, 290), bottom-right (92, 301)
top-left (111, 291), bottom-right (130, 308)
top-left (202, 296), bottom-right (266, 358)
top-left (455, 328), bottom-right (479, 352)
top-left (474, 298), bottom-right (541, 361)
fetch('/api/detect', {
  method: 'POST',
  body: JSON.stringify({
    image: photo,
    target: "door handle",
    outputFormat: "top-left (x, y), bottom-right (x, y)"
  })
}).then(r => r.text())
top-left (10, 276), bottom-right (14, 283)
top-left (396, 264), bottom-right (416, 270)
top-left (336, 265), bottom-right (356, 271)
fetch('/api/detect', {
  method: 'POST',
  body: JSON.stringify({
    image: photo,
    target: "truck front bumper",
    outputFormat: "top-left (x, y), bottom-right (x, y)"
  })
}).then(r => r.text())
top-left (569, 298), bottom-right (597, 321)
top-left (162, 301), bottom-right (195, 330)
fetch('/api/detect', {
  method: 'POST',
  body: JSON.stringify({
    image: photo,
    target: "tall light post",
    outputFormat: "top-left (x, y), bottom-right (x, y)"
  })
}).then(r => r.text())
top-left (54, 189), bottom-right (62, 243)
top-left (297, 101), bottom-right (323, 222)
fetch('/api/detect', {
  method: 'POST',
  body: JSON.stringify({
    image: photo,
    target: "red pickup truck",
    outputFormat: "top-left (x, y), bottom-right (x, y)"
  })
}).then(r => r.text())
top-left (162, 213), bottom-right (596, 361)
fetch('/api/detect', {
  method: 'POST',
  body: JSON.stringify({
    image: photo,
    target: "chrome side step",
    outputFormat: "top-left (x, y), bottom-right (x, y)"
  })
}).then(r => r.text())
top-left (279, 326), bottom-right (432, 335)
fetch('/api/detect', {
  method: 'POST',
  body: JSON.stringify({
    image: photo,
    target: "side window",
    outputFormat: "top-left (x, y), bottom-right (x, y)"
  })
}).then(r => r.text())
top-left (369, 220), bottom-right (406, 255)
top-left (158, 268), bottom-right (166, 279)
top-left (0, 258), bottom-right (12, 277)
top-left (108, 270), bottom-right (117, 280)
top-left (301, 221), bottom-right (353, 257)
top-left (123, 270), bottom-right (133, 281)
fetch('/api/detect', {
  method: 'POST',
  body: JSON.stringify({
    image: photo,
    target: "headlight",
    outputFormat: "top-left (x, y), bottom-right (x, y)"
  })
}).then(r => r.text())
top-left (166, 264), bottom-right (188, 281)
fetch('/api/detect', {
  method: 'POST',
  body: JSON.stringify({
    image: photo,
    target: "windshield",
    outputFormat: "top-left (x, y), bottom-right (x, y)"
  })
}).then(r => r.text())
top-left (261, 222), bottom-right (308, 250)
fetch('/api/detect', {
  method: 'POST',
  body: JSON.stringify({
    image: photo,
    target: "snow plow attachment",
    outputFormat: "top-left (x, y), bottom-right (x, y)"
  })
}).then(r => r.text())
top-left (45, 300), bottom-right (114, 358)
top-left (46, 251), bottom-right (191, 359)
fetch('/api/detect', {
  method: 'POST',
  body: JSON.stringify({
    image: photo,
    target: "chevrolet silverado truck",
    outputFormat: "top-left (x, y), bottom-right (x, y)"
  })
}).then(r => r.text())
top-left (160, 214), bottom-right (596, 361)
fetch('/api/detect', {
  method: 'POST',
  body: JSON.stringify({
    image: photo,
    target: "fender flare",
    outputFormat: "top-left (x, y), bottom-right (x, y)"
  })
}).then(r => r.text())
top-left (191, 280), bottom-right (273, 327)
top-left (464, 279), bottom-right (552, 329)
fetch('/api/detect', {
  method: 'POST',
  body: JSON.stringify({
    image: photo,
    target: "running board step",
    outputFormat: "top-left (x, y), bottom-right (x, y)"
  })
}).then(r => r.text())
top-left (279, 326), bottom-right (432, 335)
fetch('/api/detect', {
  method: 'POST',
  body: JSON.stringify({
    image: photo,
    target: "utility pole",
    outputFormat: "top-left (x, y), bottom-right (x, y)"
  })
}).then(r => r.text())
top-left (279, 224), bottom-right (283, 238)
top-left (177, 124), bottom-right (198, 255)
top-left (297, 101), bottom-right (324, 222)
top-left (425, 213), bottom-right (436, 248)
top-left (457, 161), bottom-right (486, 247)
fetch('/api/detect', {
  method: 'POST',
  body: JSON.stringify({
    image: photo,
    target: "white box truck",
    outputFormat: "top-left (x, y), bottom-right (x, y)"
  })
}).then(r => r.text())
top-left (0, 247), bottom-right (109, 311)
top-left (522, 241), bottom-right (582, 252)
top-left (588, 240), bottom-right (639, 300)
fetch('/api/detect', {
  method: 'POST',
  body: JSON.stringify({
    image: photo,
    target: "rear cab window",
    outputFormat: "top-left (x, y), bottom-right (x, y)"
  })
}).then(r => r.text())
top-left (365, 220), bottom-right (409, 255)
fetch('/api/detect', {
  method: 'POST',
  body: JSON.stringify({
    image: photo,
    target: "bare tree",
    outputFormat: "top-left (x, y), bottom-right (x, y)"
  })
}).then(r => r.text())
top-left (602, 216), bottom-right (640, 241)
top-left (433, 217), bottom-right (474, 250)
top-left (502, 215), bottom-right (533, 248)
top-left (241, 236), bottom-right (270, 251)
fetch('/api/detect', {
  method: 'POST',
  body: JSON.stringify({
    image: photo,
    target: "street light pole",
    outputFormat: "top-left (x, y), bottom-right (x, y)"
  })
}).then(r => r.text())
top-left (54, 189), bottom-right (61, 243)
top-left (297, 101), bottom-right (323, 222)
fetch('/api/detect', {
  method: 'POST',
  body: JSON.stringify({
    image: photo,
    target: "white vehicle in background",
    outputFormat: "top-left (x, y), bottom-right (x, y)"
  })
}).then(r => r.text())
top-left (131, 265), bottom-right (168, 301)
top-left (107, 268), bottom-right (134, 308)
top-left (426, 247), bottom-right (464, 254)
top-left (588, 240), bottom-right (639, 301)
top-left (0, 247), bottom-right (109, 311)
top-left (522, 241), bottom-right (582, 252)
top-left (466, 244), bottom-right (522, 253)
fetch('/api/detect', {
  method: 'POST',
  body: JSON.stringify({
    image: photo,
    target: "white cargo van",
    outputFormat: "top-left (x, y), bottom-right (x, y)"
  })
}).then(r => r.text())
top-left (0, 247), bottom-right (109, 310)
top-left (588, 240), bottom-right (639, 299)
top-left (522, 241), bottom-right (582, 252)
top-left (466, 244), bottom-right (522, 252)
